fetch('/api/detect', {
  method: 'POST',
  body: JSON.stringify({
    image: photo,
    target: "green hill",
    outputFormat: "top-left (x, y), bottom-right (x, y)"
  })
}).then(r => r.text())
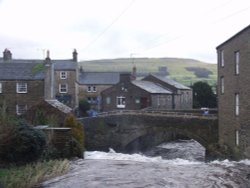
top-left (79, 58), bottom-right (217, 86)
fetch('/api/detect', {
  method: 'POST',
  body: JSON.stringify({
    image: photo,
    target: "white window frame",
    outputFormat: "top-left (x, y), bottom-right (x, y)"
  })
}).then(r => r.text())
top-left (16, 83), bottom-right (27, 93)
top-left (220, 50), bottom-right (224, 67)
top-left (59, 84), bottom-right (68, 93)
top-left (16, 104), bottom-right (27, 115)
top-left (0, 83), bottom-right (2, 93)
top-left (87, 86), bottom-right (97, 93)
top-left (235, 51), bottom-right (240, 75)
top-left (235, 93), bottom-right (239, 116)
top-left (117, 96), bottom-right (126, 108)
top-left (60, 71), bottom-right (67, 79)
top-left (220, 76), bottom-right (224, 94)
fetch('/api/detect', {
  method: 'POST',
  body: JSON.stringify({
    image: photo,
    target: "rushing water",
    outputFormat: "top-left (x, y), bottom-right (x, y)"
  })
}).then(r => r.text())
top-left (41, 140), bottom-right (250, 188)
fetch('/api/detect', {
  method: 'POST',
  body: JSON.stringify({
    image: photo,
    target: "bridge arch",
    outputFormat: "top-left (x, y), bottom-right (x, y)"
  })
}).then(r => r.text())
top-left (123, 127), bottom-right (208, 153)
top-left (80, 110), bottom-right (218, 156)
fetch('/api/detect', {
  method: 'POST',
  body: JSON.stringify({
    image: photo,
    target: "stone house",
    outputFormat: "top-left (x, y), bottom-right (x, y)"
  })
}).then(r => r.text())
top-left (143, 74), bottom-right (193, 110)
top-left (0, 49), bottom-right (78, 116)
top-left (0, 54), bottom-right (45, 115)
top-left (24, 99), bottom-right (72, 126)
top-left (50, 50), bottom-right (79, 109)
top-left (78, 71), bottom-right (120, 111)
top-left (216, 24), bottom-right (250, 159)
top-left (101, 73), bottom-right (173, 111)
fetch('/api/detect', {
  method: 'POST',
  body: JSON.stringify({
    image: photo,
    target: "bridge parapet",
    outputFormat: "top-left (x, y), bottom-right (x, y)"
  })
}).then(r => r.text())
top-left (96, 110), bottom-right (217, 120)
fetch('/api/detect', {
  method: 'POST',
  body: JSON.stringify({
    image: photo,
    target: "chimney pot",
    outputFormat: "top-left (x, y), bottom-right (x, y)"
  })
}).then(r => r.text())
top-left (73, 49), bottom-right (78, 62)
top-left (3, 48), bottom-right (12, 61)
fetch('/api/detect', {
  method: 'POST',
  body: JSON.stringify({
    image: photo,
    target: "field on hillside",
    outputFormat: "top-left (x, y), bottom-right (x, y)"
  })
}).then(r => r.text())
top-left (79, 58), bottom-right (217, 86)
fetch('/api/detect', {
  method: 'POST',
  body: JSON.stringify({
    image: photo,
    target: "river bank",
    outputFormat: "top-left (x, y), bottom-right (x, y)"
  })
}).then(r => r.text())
top-left (0, 159), bottom-right (69, 188)
top-left (40, 140), bottom-right (250, 188)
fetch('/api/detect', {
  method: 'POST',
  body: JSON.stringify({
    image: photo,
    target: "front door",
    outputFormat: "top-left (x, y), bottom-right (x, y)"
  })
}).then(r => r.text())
top-left (140, 97), bottom-right (148, 109)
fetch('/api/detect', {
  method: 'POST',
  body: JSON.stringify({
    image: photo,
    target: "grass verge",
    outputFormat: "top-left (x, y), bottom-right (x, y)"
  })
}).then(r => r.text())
top-left (0, 159), bottom-right (70, 188)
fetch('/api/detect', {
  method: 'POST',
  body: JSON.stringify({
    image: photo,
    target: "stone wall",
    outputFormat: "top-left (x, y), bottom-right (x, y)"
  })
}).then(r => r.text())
top-left (217, 26), bottom-right (250, 159)
top-left (0, 80), bottom-right (44, 115)
top-left (81, 114), bottom-right (218, 157)
top-left (54, 70), bottom-right (77, 108)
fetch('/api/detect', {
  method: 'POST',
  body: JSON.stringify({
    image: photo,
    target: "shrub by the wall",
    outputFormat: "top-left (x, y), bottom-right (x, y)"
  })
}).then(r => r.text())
top-left (63, 113), bottom-right (84, 158)
top-left (0, 121), bottom-right (46, 163)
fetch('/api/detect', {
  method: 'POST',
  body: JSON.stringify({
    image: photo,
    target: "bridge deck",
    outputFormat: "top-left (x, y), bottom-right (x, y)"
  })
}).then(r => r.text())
top-left (83, 110), bottom-right (217, 120)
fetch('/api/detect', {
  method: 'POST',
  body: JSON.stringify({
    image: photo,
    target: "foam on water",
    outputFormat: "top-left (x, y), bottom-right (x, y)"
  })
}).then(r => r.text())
top-left (85, 148), bottom-right (202, 165)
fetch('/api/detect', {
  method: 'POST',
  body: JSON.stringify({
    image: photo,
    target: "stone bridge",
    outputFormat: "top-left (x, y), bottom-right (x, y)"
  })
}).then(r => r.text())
top-left (80, 110), bottom-right (218, 158)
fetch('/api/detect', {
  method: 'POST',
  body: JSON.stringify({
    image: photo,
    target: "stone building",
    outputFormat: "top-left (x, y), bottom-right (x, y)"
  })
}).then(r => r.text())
top-left (101, 73), bottom-right (173, 111)
top-left (217, 24), bottom-right (250, 159)
top-left (78, 71), bottom-right (120, 111)
top-left (143, 74), bottom-right (193, 110)
top-left (0, 49), bottom-right (78, 116)
top-left (0, 61), bottom-right (45, 115)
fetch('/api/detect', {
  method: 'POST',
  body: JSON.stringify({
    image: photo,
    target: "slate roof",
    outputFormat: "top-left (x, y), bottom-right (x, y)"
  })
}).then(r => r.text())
top-left (78, 72), bottom-right (120, 85)
top-left (0, 62), bottom-right (45, 80)
top-left (52, 60), bottom-right (77, 70)
top-left (150, 74), bottom-right (191, 90)
top-left (132, 80), bottom-right (172, 94)
top-left (45, 99), bottom-right (72, 114)
top-left (0, 59), bottom-right (43, 64)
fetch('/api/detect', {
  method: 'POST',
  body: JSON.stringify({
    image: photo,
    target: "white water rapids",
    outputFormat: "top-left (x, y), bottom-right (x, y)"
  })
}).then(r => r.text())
top-left (41, 140), bottom-right (250, 188)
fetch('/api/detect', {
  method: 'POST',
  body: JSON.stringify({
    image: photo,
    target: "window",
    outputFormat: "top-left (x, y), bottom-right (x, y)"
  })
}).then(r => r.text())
top-left (235, 93), bottom-right (239, 116)
top-left (16, 83), bottom-right (27, 93)
top-left (235, 51), bottom-right (240, 75)
top-left (106, 97), bottom-right (111, 104)
top-left (220, 76), bottom-right (224, 94)
top-left (235, 130), bottom-right (239, 146)
top-left (60, 71), bottom-right (67, 79)
top-left (0, 83), bottom-right (2, 93)
top-left (16, 104), bottom-right (27, 115)
top-left (117, 96), bottom-right (125, 108)
top-left (220, 50), bottom-right (224, 67)
top-left (87, 97), bottom-right (97, 104)
top-left (59, 84), bottom-right (68, 93)
top-left (87, 86), bottom-right (97, 92)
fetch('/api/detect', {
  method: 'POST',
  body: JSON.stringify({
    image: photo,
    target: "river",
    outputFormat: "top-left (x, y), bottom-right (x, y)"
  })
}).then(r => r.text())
top-left (41, 140), bottom-right (250, 188)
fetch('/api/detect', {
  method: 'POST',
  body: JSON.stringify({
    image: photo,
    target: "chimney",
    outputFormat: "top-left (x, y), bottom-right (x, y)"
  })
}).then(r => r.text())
top-left (44, 50), bottom-right (54, 100)
top-left (73, 49), bottom-right (78, 62)
top-left (3, 49), bottom-right (12, 61)
top-left (44, 50), bottom-right (51, 65)
top-left (120, 73), bottom-right (132, 83)
top-left (79, 66), bottom-right (84, 73)
top-left (131, 65), bottom-right (137, 80)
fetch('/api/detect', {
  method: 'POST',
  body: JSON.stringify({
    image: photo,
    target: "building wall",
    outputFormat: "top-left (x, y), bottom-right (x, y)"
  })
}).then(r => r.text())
top-left (0, 80), bottom-right (44, 115)
top-left (102, 82), bottom-right (152, 112)
top-left (143, 75), bottom-right (193, 110)
top-left (151, 94), bottom-right (173, 109)
top-left (217, 26), bottom-right (250, 158)
top-left (78, 84), bottom-right (113, 111)
top-left (173, 90), bottom-right (193, 110)
top-left (54, 70), bottom-right (77, 108)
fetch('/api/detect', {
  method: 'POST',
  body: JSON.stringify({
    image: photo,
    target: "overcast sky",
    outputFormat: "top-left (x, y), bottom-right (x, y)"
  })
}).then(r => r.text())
top-left (0, 0), bottom-right (250, 63)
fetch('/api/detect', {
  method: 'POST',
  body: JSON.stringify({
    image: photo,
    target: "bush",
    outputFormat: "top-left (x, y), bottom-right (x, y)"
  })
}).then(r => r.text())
top-left (0, 121), bottom-right (46, 163)
top-left (63, 113), bottom-right (84, 158)
top-left (79, 99), bottom-right (90, 116)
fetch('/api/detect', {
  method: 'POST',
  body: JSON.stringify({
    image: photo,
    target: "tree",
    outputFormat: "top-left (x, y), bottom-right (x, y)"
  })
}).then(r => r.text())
top-left (192, 81), bottom-right (217, 108)
top-left (79, 99), bottom-right (90, 116)
top-left (63, 113), bottom-right (84, 158)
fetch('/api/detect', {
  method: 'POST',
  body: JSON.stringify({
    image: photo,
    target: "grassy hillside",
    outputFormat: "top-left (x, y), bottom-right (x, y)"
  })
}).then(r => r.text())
top-left (79, 58), bottom-right (217, 86)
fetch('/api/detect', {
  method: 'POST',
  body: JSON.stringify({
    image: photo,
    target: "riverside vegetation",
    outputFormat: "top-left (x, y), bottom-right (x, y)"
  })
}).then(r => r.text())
top-left (0, 102), bottom-right (84, 188)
